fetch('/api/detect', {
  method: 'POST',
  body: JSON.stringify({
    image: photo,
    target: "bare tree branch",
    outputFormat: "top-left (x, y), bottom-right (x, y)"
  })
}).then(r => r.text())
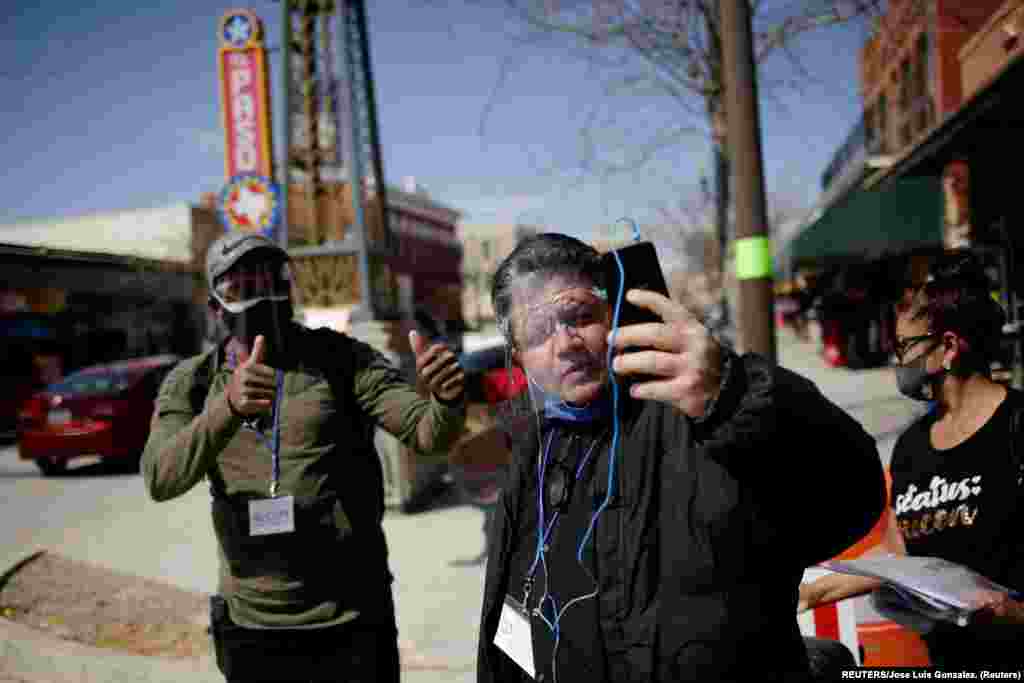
top-left (470, 0), bottom-right (882, 210)
top-left (478, 53), bottom-right (521, 139)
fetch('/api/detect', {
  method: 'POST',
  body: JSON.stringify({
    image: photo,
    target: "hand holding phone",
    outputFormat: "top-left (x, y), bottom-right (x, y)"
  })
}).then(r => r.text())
top-left (601, 241), bottom-right (671, 329)
top-left (603, 243), bottom-right (724, 418)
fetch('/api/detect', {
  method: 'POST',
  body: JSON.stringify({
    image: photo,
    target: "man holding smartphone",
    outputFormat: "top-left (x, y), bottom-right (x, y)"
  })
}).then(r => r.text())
top-left (476, 232), bottom-right (885, 682)
top-left (142, 231), bottom-right (467, 682)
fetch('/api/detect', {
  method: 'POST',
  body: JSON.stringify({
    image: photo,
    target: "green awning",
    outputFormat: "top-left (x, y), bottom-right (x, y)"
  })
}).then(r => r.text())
top-left (787, 177), bottom-right (942, 267)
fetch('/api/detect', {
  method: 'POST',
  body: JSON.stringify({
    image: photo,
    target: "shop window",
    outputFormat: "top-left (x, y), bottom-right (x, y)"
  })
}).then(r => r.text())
top-left (900, 59), bottom-right (912, 112)
top-left (877, 94), bottom-right (888, 153)
top-left (864, 105), bottom-right (877, 153)
top-left (914, 32), bottom-right (932, 131)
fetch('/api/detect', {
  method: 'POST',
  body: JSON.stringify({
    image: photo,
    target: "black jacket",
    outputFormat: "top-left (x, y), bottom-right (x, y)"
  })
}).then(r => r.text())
top-left (477, 352), bottom-right (885, 682)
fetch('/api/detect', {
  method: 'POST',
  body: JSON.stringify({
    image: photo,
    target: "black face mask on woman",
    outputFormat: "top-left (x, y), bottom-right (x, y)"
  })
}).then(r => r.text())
top-left (895, 349), bottom-right (946, 402)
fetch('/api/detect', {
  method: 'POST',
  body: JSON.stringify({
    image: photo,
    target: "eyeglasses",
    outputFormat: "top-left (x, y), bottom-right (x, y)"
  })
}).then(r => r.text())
top-left (519, 299), bottom-right (607, 350)
top-left (893, 333), bottom-right (938, 363)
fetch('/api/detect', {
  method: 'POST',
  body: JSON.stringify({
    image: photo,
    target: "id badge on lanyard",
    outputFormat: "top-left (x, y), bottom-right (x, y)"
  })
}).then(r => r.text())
top-left (494, 594), bottom-right (536, 678)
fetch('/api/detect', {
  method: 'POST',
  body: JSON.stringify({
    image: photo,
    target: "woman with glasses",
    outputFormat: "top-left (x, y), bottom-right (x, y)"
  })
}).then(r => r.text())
top-left (475, 233), bottom-right (885, 683)
top-left (799, 251), bottom-right (1024, 669)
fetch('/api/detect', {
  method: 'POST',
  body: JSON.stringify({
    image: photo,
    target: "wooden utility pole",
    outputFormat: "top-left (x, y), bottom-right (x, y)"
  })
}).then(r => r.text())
top-left (720, 0), bottom-right (776, 361)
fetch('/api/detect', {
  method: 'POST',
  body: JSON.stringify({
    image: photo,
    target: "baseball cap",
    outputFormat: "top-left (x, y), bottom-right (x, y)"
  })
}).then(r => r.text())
top-left (206, 231), bottom-right (289, 287)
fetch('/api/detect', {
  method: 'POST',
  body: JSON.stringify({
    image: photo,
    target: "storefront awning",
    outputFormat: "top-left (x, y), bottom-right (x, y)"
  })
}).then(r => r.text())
top-left (786, 177), bottom-right (942, 267)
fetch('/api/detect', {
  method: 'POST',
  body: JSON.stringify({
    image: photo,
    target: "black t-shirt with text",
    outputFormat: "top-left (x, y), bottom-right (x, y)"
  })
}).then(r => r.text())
top-left (890, 389), bottom-right (1024, 668)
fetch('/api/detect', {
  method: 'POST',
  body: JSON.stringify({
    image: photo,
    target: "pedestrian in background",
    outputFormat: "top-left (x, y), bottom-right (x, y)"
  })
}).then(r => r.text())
top-left (799, 251), bottom-right (1024, 669)
top-left (142, 232), bottom-right (467, 683)
top-left (476, 233), bottom-right (885, 682)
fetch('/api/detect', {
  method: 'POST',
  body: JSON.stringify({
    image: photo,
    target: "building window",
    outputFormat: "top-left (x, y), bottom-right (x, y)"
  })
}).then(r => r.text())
top-left (900, 59), bottom-right (913, 112)
top-left (915, 32), bottom-right (932, 131)
top-left (864, 105), bottom-right (876, 153)
top-left (877, 93), bottom-right (888, 154)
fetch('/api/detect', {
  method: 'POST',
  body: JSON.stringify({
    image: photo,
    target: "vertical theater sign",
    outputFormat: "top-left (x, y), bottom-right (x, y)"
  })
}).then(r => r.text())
top-left (217, 9), bottom-right (281, 237)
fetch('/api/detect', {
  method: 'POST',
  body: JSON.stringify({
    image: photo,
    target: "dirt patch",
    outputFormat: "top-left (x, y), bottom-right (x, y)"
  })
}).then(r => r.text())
top-left (0, 551), bottom-right (460, 672)
top-left (0, 551), bottom-right (210, 659)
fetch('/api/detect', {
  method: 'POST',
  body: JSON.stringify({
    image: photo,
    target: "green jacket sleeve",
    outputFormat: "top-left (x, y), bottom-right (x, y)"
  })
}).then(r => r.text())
top-left (141, 354), bottom-right (243, 502)
top-left (347, 336), bottom-right (466, 458)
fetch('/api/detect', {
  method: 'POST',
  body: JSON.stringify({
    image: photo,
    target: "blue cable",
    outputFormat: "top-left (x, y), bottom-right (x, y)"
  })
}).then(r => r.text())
top-left (616, 216), bottom-right (642, 242)
top-left (529, 430), bottom-right (558, 582)
top-left (576, 247), bottom-right (625, 566)
top-left (541, 218), bottom-right (635, 679)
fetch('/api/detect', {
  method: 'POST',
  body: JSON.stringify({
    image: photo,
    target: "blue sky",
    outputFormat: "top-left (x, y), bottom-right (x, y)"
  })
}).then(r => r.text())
top-left (0, 1), bottom-right (872, 242)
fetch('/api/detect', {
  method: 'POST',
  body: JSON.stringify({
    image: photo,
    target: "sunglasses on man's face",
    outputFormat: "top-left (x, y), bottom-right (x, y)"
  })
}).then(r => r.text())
top-left (893, 333), bottom-right (938, 363)
top-left (545, 461), bottom-right (573, 512)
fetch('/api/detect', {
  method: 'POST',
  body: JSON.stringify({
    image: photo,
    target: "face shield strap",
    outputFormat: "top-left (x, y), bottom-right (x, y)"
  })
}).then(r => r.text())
top-left (212, 261), bottom-right (293, 313)
top-left (210, 290), bottom-right (290, 315)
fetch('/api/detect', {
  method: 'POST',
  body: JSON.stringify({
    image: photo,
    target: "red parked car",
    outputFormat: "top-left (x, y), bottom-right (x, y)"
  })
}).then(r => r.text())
top-left (16, 354), bottom-right (180, 476)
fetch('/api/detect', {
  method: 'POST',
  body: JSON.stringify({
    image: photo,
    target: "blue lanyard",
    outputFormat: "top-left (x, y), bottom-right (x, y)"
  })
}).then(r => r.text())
top-left (528, 430), bottom-right (559, 591)
top-left (229, 348), bottom-right (285, 497)
top-left (525, 428), bottom-right (602, 603)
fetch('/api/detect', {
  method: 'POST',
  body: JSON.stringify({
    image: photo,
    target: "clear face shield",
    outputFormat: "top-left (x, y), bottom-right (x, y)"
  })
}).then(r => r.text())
top-left (210, 261), bottom-right (293, 314)
top-left (210, 260), bottom-right (294, 355)
top-left (493, 276), bottom-right (611, 449)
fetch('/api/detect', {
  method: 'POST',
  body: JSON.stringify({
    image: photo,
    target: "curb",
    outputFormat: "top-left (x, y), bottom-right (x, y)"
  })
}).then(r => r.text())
top-left (0, 549), bottom-right (220, 683)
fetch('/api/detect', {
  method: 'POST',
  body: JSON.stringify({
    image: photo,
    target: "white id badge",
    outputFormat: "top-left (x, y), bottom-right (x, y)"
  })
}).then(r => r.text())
top-left (494, 595), bottom-right (535, 679)
top-left (249, 496), bottom-right (295, 536)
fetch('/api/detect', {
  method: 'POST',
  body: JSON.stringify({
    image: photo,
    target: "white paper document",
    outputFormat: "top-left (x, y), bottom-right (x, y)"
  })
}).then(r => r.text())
top-left (822, 555), bottom-right (1020, 627)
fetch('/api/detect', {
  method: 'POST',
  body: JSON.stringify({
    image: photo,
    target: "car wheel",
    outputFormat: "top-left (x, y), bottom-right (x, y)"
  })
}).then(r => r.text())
top-left (36, 457), bottom-right (67, 476)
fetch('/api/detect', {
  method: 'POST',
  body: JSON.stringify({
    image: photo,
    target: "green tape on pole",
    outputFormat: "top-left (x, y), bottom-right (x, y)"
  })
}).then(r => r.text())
top-left (735, 236), bottom-right (773, 280)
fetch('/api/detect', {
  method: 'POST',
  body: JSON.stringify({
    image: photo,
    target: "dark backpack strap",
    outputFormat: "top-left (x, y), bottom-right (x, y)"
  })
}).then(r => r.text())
top-left (188, 347), bottom-right (217, 416)
top-left (1013, 400), bottom-right (1024, 490)
top-left (305, 326), bottom-right (355, 411)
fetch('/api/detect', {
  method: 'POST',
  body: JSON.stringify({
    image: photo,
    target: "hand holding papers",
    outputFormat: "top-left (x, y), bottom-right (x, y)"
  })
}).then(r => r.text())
top-left (821, 555), bottom-right (1022, 632)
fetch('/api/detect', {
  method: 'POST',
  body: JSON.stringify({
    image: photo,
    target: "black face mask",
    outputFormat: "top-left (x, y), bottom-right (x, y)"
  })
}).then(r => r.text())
top-left (895, 348), bottom-right (945, 402)
top-left (222, 299), bottom-right (293, 352)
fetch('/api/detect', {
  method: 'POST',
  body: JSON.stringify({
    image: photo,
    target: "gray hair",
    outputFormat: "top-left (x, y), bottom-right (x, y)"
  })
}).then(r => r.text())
top-left (491, 233), bottom-right (604, 348)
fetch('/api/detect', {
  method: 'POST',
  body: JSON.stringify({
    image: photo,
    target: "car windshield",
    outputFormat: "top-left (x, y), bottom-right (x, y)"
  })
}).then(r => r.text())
top-left (46, 368), bottom-right (140, 396)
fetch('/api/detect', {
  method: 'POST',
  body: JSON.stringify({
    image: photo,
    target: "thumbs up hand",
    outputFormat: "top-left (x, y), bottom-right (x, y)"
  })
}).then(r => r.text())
top-left (226, 335), bottom-right (278, 417)
top-left (410, 330), bottom-right (465, 404)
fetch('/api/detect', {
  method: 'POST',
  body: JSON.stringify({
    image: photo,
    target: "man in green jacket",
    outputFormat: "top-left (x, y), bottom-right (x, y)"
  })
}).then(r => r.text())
top-left (142, 231), bottom-right (466, 683)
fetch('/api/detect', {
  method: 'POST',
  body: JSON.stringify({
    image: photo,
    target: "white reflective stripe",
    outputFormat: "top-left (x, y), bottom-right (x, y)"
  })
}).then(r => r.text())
top-left (799, 567), bottom-right (861, 665)
top-left (211, 291), bottom-right (290, 314)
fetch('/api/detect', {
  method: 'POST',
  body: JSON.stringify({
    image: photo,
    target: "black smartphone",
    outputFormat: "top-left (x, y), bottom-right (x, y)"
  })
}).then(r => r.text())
top-left (601, 241), bottom-right (671, 329)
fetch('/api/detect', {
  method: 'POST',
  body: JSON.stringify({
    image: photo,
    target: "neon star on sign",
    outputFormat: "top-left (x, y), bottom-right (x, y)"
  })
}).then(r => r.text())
top-left (224, 15), bottom-right (253, 47)
top-left (218, 9), bottom-right (260, 49)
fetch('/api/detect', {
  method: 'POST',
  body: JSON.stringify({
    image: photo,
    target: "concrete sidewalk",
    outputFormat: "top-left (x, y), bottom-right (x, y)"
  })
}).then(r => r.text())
top-left (777, 327), bottom-right (926, 465)
top-left (1, 329), bottom-right (920, 683)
